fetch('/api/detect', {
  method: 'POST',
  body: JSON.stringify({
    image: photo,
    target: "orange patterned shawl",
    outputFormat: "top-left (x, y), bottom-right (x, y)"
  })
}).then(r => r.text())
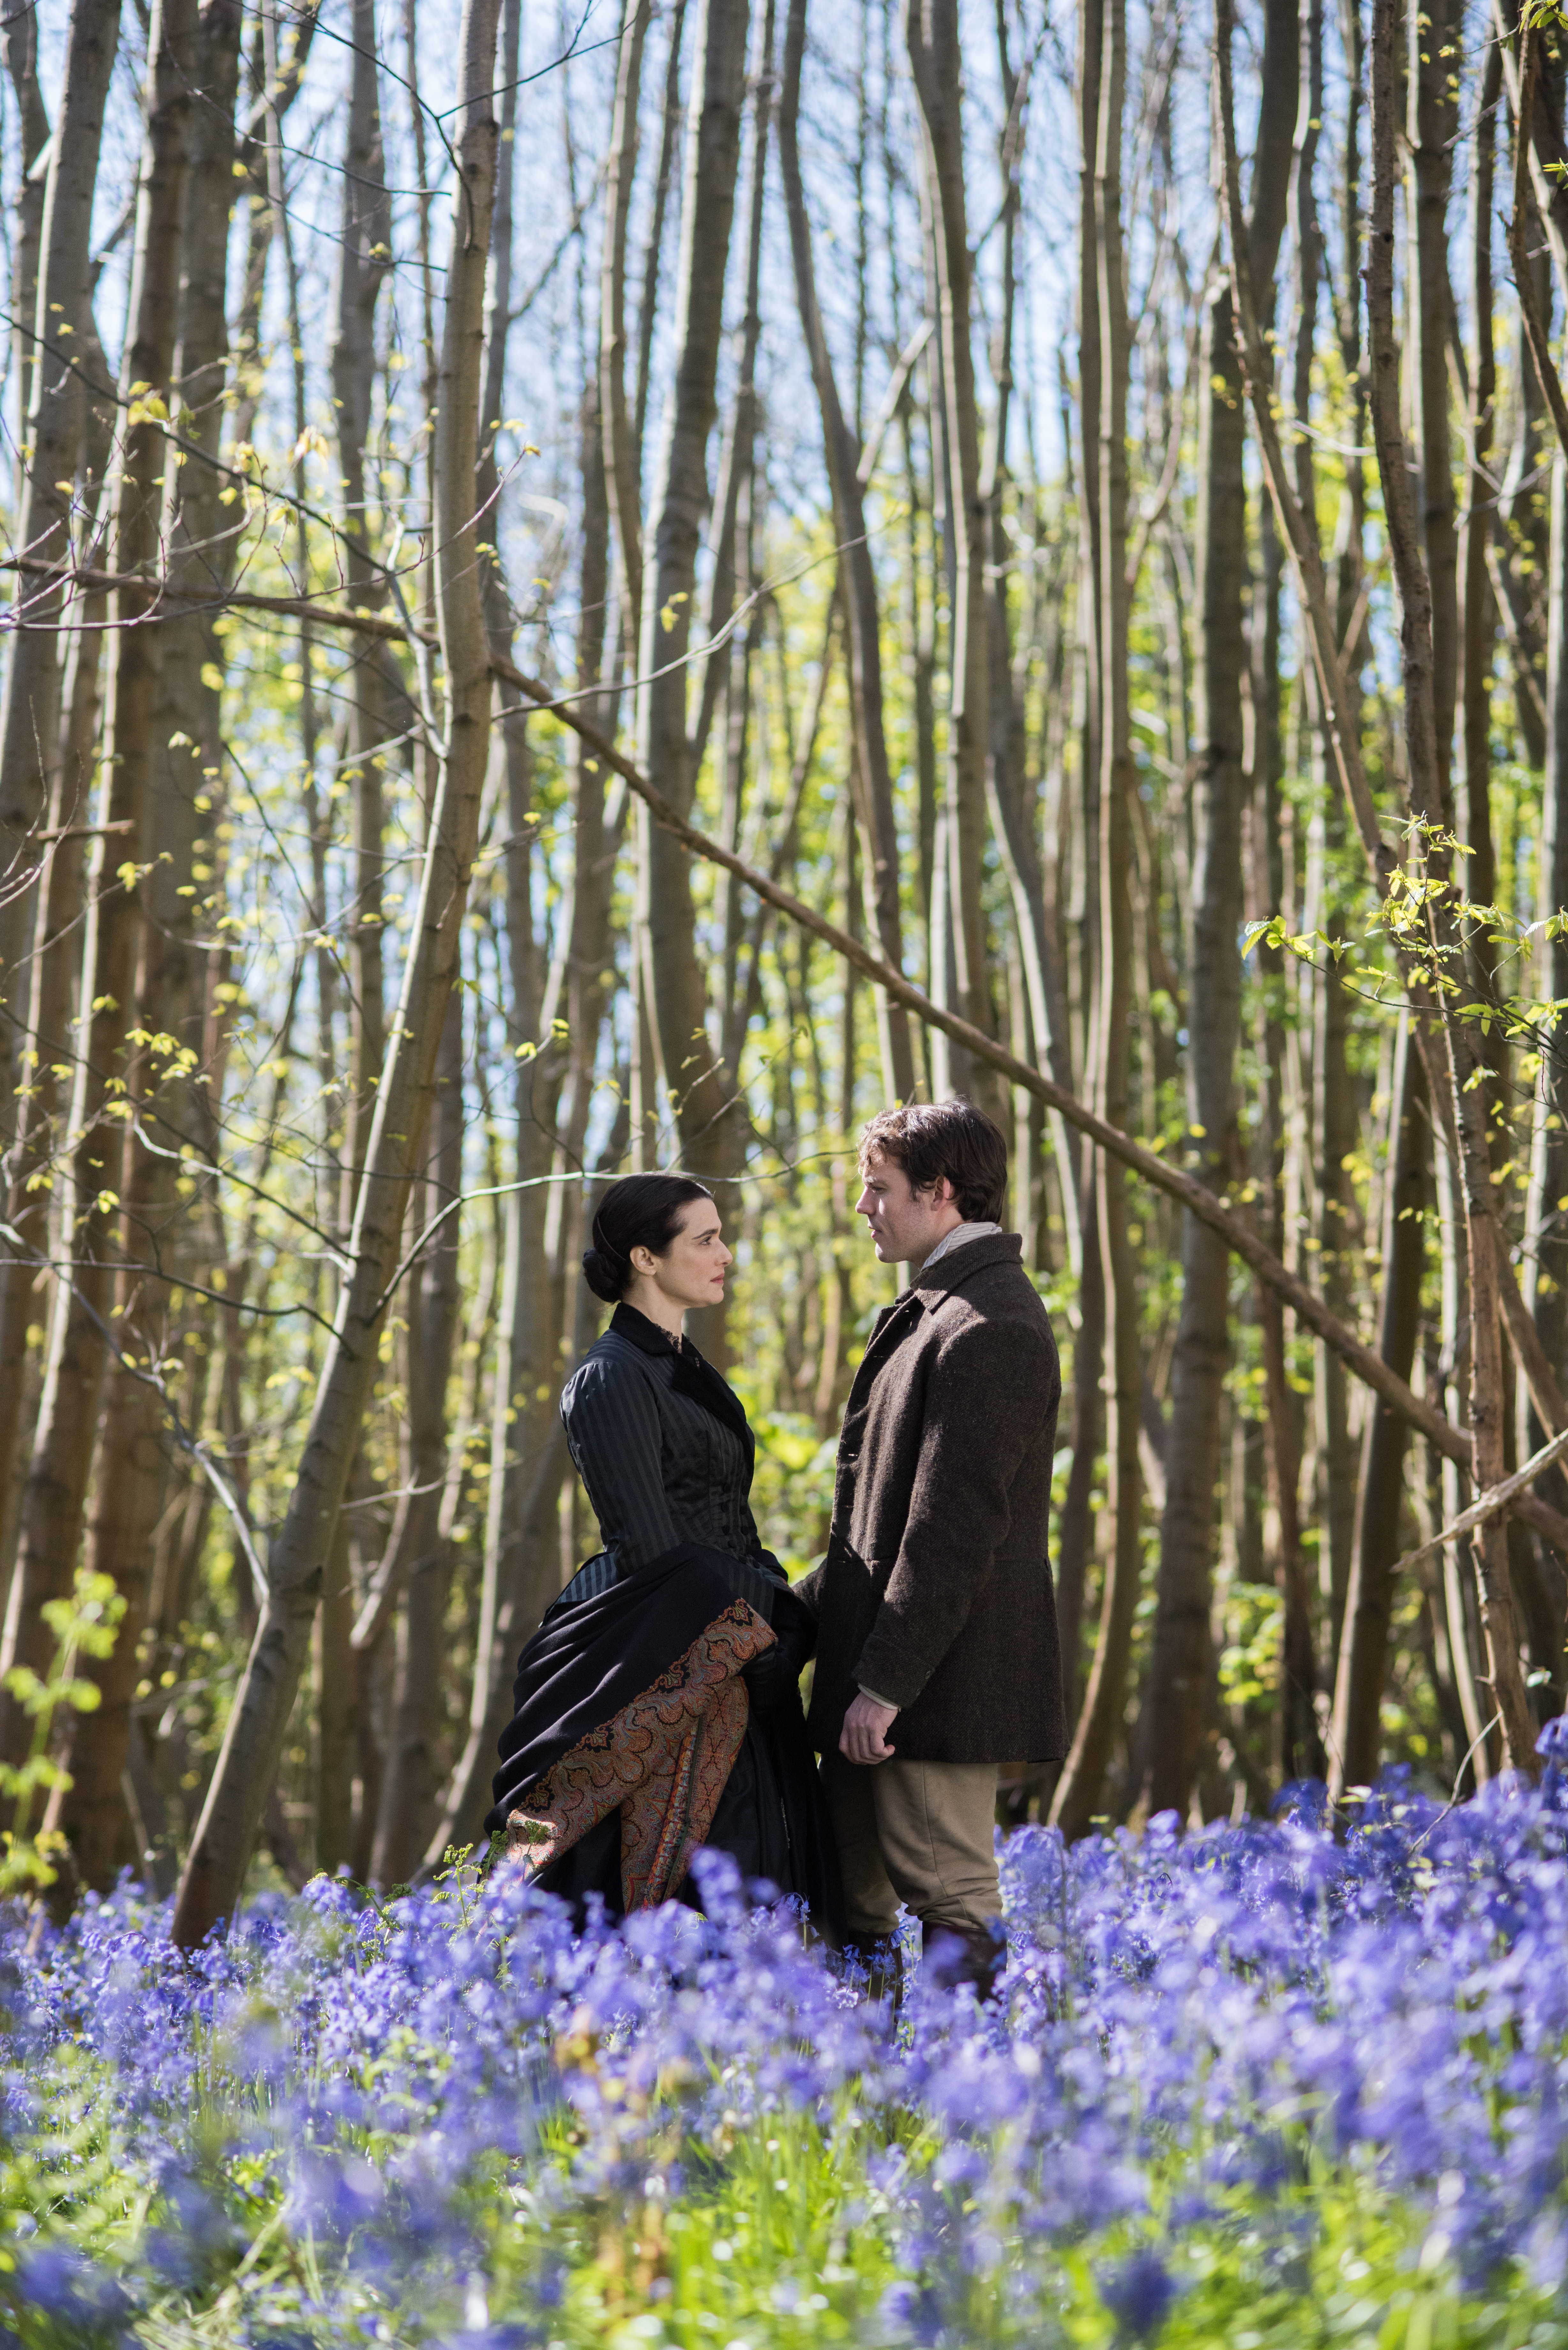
top-left (504, 1597), bottom-right (775, 1911)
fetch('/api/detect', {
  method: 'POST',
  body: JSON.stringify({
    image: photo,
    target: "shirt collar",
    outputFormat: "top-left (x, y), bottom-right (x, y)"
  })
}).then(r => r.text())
top-left (919, 1219), bottom-right (1004, 1273)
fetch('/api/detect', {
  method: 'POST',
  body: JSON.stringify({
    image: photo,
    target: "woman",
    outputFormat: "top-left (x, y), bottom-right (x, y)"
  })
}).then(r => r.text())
top-left (485, 1173), bottom-right (842, 1936)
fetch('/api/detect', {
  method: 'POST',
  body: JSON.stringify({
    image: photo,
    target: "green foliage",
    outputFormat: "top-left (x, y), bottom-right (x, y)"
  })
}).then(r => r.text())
top-left (0, 1570), bottom-right (124, 1898)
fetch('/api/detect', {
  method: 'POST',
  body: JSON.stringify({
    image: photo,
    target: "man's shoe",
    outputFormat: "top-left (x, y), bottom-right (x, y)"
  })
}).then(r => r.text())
top-left (923, 1923), bottom-right (1007, 2005)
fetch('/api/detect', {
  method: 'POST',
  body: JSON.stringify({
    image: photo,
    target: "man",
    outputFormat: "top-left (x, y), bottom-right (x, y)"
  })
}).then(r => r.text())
top-left (798, 1097), bottom-right (1064, 1999)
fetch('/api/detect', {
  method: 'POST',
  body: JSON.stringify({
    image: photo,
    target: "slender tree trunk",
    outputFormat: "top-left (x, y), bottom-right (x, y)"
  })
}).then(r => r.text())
top-left (424, 715), bottom-right (567, 1869)
top-left (1052, 0), bottom-right (1137, 1837)
top-left (1367, 0), bottom-right (1535, 1772)
top-left (1320, 4), bottom-right (1369, 1665)
top-left (984, 6), bottom-right (1079, 1255)
top-left (0, 359), bottom-right (113, 1600)
top-left (370, 988), bottom-right (464, 1883)
top-left (907, 0), bottom-right (999, 1120)
top-left (779, 0), bottom-right (914, 1105)
top-left (637, 0), bottom-right (750, 1343)
top-left (2, 3), bottom-right (50, 454)
top-left (1411, 0), bottom-right (1460, 799)
top-left (332, 0), bottom-right (396, 1224)
top-left (601, 0), bottom-right (652, 652)
top-left (1055, 0), bottom-right (1104, 1733)
top-left (1137, 262), bottom-right (1244, 1817)
top-left (1136, 0), bottom-right (1297, 1816)
top-left (1524, 35), bottom-right (1568, 1463)
top-left (171, 0), bottom-right (505, 1946)
top-left (0, 0), bottom-right (122, 1148)
top-left (420, 12), bottom-right (579, 1863)
top-left (0, 0), bottom-right (199, 1770)
top-left (49, 0), bottom-right (245, 1899)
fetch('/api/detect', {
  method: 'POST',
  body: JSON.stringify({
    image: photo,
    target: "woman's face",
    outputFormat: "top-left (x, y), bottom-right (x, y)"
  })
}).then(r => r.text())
top-left (631, 1198), bottom-right (733, 1314)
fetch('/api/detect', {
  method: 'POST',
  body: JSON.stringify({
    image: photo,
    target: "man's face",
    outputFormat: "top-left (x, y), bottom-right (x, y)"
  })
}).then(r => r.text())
top-left (855, 1148), bottom-right (961, 1264)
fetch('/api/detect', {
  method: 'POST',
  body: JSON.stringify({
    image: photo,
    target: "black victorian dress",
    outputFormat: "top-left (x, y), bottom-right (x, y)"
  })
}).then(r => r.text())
top-left (485, 1303), bottom-right (842, 1935)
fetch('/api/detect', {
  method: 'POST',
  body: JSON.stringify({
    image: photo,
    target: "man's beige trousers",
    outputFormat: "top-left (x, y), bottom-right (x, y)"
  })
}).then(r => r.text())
top-left (821, 1750), bottom-right (1000, 1939)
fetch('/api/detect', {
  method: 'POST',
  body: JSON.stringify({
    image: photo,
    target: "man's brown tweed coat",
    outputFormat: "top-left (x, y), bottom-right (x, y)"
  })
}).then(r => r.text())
top-left (796, 1231), bottom-right (1065, 1765)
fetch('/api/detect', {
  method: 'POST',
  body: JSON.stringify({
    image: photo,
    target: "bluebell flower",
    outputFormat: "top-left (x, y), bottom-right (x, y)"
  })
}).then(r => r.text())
top-left (1095, 2245), bottom-right (1177, 2340)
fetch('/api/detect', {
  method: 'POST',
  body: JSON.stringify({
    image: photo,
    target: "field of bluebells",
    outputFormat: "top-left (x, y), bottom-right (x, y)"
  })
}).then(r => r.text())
top-left (10, 1763), bottom-right (1568, 2348)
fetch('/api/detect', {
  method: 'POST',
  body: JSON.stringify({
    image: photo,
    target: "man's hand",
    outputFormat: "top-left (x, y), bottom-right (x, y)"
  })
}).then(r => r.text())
top-left (840, 1692), bottom-right (898, 1764)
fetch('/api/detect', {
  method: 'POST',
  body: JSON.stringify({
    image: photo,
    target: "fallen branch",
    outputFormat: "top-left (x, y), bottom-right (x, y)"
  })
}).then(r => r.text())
top-left (1390, 1414), bottom-right (1568, 1583)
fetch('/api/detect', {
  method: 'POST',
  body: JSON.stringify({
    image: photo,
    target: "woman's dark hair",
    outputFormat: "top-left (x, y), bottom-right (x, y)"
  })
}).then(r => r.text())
top-left (858, 1097), bottom-right (1008, 1223)
top-left (582, 1173), bottom-right (716, 1302)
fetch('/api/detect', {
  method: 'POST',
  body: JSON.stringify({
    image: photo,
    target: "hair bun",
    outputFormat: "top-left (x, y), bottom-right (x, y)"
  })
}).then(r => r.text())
top-left (581, 1245), bottom-right (627, 1303)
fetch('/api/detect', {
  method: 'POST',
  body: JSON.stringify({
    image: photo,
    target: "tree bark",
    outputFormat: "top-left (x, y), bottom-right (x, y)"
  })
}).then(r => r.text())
top-left (601, 0), bottom-right (652, 654)
top-left (0, 358), bottom-right (113, 1604)
top-left (1366, 0), bottom-right (1535, 1772)
top-left (1411, 0), bottom-right (1461, 802)
top-left (0, 0), bottom-right (122, 1148)
top-left (1052, 0), bottom-right (1137, 1838)
top-left (1135, 0), bottom-right (1297, 1818)
top-left (423, 716), bottom-right (567, 1870)
top-left (419, 18), bottom-right (575, 1864)
top-left (2, 0), bottom-right (50, 451)
top-left (984, 9), bottom-right (1079, 1248)
top-left (170, 0), bottom-right (505, 1946)
top-left (331, 0), bottom-right (396, 1227)
top-left (48, 0), bottom-right (246, 1899)
top-left (370, 987), bottom-right (464, 1884)
top-left (1136, 258), bottom-right (1245, 1820)
top-left (636, 0), bottom-right (750, 1344)
top-left (1055, 0), bottom-right (1105, 1733)
top-left (0, 0), bottom-right (199, 1770)
top-left (778, 0), bottom-right (914, 1106)
top-left (907, 0), bottom-right (999, 1118)
top-left (1524, 37), bottom-right (1568, 1465)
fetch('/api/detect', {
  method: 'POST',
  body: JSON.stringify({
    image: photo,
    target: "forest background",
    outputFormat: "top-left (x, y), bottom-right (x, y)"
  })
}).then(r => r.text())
top-left (4, 0), bottom-right (1567, 1947)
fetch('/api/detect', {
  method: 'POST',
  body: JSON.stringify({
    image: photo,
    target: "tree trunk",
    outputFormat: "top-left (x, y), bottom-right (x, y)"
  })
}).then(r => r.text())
top-left (1136, 0), bottom-right (1297, 1818)
top-left (370, 987), bottom-right (464, 1884)
top-left (1366, 0), bottom-right (1536, 1773)
top-left (637, 0), bottom-right (750, 1341)
top-left (48, 0), bottom-right (246, 1900)
top-left (170, 0), bottom-right (505, 1947)
top-left (1054, 0), bottom-right (1104, 1734)
top-left (0, 0), bottom-right (122, 1148)
top-left (0, 355), bottom-right (113, 1605)
top-left (778, 0), bottom-right (915, 1106)
top-left (331, 0), bottom-right (396, 1226)
top-left (600, 0), bottom-right (652, 653)
top-left (424, 714), bottom-right (568, 1869)
top-left (2, 1), bottom-right (50, 450)
top-left (1052, 0), bottom-right (1137, 1838)
top-left (1136, 260), bottom-right (1245, 1820)
top-left (1525, 40), bottom-right (1568, 1468)
top-left (0, 0), bottom-right (199, 1770)
top-left (983, 4), bottom-right (1079, 1254)
top-left (907, 0), bottom-right (999, 1118)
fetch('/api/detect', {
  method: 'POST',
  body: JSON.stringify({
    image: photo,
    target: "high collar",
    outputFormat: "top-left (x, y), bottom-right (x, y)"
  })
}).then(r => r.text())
top-left (909, 1229), bottom-right (1023, 1303)
top-left (610, 1300), bottom-right (690, 1358)
top-left (608, 1302), bottom-right (753, 1455)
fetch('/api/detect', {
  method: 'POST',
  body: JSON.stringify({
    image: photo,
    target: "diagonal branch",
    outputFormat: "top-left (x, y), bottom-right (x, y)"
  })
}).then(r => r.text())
top-left (21, 552), bottom-right (1568, 1552)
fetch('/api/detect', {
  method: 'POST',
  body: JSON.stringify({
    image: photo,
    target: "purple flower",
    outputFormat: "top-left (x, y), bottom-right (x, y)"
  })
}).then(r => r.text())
top-left (1095, 2247), bottom-right (1177, 2340)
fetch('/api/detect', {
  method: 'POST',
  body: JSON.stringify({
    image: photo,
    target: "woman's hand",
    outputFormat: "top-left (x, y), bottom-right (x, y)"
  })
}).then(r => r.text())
top-left (839, 1692), bottom-right (898, 1764)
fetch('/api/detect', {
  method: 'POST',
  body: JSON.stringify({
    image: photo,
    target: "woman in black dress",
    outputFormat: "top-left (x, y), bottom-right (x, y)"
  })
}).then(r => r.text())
top-left (486, 1174), bottom-right (842, 1936)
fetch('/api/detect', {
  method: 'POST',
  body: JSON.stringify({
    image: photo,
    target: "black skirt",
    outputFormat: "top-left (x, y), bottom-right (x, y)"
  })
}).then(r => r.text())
top-left (487, 1539), bottom-right (844, 1942)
